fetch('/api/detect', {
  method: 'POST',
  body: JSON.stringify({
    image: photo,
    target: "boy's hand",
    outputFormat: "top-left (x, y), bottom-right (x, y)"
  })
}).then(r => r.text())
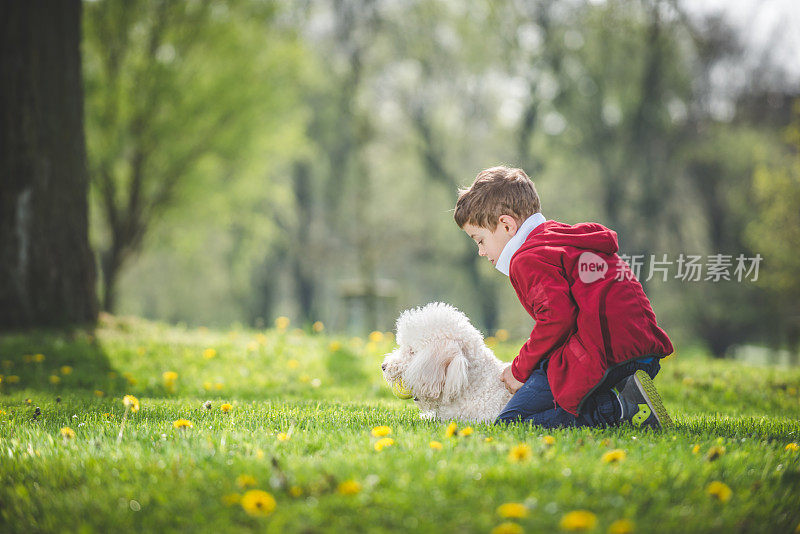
top-left (500, 364), bottom-right (524, 394)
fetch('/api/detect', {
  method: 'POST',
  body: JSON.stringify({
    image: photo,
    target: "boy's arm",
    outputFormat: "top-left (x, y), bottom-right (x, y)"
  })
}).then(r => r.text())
top-left (510, 257), bottom-right (578, 383)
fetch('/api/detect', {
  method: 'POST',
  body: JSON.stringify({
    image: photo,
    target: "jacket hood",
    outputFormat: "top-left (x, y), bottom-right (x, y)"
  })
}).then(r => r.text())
top-left (517, 221), bottom-right (619, 255)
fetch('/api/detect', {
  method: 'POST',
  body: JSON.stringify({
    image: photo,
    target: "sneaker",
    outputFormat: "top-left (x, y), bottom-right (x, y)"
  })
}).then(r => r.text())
top-left (613, 370), bottom-right (673, 429)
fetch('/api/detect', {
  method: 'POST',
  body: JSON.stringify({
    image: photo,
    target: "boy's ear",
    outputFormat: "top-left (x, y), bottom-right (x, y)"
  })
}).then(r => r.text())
top-left (498, 215), bottom-right (519, 235)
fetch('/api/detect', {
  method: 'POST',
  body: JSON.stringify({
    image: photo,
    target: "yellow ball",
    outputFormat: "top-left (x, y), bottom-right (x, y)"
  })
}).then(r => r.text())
top-left (391, 378), bottom-right (414, 400)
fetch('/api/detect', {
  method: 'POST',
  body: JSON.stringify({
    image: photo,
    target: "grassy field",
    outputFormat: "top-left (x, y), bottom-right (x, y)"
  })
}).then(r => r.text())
top-left (1, 314), bottom-right (799, 533)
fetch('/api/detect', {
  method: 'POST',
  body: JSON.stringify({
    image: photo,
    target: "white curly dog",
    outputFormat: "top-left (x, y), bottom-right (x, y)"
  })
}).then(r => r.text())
top-left (381, 302), bottom-right (513, 423)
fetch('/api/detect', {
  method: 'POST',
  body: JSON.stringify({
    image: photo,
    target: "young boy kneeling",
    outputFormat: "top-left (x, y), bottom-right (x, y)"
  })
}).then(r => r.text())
top-left (454, 166), bottom-right (673, 429)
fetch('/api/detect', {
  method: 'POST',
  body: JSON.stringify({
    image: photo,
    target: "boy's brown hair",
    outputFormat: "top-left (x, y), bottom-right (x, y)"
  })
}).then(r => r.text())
top-left (454, 166), bottom-right (541, 230)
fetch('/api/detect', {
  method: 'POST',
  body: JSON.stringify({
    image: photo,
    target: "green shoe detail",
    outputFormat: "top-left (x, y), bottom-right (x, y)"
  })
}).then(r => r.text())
top-left (631, 404), bottom-right (651, 427)
top-left (633, 370), bottom-right (674, 430)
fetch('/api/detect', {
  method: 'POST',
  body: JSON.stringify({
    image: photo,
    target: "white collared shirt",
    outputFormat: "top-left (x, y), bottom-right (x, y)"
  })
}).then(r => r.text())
top-left (495, 213), bottom-right (546, 276)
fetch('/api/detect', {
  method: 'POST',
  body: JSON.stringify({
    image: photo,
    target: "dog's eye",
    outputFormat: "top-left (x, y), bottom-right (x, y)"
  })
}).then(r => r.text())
top-left (409, 349), bottom-right (415, 355)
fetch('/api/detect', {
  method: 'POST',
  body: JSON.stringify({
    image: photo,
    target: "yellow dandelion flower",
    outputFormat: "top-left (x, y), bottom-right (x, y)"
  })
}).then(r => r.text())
top-left (491, 522), bottom-right (523, 534)
top-left (787, 386), bottom-right (797, 396)
top-left (203, 381), bottom-right (212, 390)
top-left (445, 421), bottom-right (458, 438)
top-left (2, 359), bottom-right (13, 369)
top-left (236, 474), bottom-right (257, 488)
top-left (23, 354), bottom-right (33, 363)
top-left (162, 371), bottom-right (178, 383)
top-left (682, 376), bottom-right (695, 386)
top-left (458, 426), bottom-right (474, 437)
top-left (246, 341), bottom-right (258, 352)
top-left (312, 321), bottom-right (325, 333)
top-left (374, 437), bottom-right (395, 451)
top-left (123, 395), bottom-right (140, 412)
top-left (485, 437), bottom-right (494, 442)
top-left (692, 444), bottom-right (700, 454)
top-left (94, 390), bottom-right (104, 397)
top-left (287, 359), bottom-right (300, 369)
top-left (34, 353), bottom-right (45, 362)
top-left (172, 419), bottom-right (193, 430)
top-left (136, 347), bottom-right (147, 356)
top-left (785, 443), bottom-right (799, 452)
top-left (486, 336), bottom-right (498, 347)
top-left (60, 427), bottom-right (76, 440)
top-left (49, 375), bottom-right (61, 384)
top-left (103, 412), bottom-right (115, 419)
top-left (495, 329), bottom-right (510, 342)
top-left (543, 435), bottom-right (556, 446)
top-left (329, 341), bottom-right (342, 352)
top-left (7, 375), bottom-right (19, 383)
top-left (608, 518), bottom-right (635, 534)
top-left (430, 441), bottom-right (443, 450)
top-left (706, 446), bottom-right (726, 461)
top-left (368, 331), bottom-right (384, 343)
top-left (60, 365), bottom-right (73, 375)
top-left (299, 374), bottom-right (311, 383)
top-left (222, 493), bottom-right (241, 506)
top-left (497, 502), bottom-right (529, 519)
top-left (371, 426), bottom-right (392, 437)
top-left (277, 432), bottom-right (290, 442)
top-left (275, 316), bottom-right (290, 330)
top-left (255, 333), bottom-right (267, 345)
top-left (240, 490), bottom-right (276, 517)
top-left (289, 486), bottom-right (303, 497)
top-left (337, 480), bottom-right (362, 495)
top-left (214, 383), bottom-right (224, 390)
top-left (559, 510), bottom-right (598, 531)
top-left (0, 410), bottom-right (5, 416)
top-left (221, 403), bottom-right (232, 413)
top-left (508, 444), bottom-right (532, 463)
top-left (706, 481), bottom-right (732, 502)
top-left (601, 449), bottom-right (627, 464)
top-left (202, 348), bottom-right (216, 359)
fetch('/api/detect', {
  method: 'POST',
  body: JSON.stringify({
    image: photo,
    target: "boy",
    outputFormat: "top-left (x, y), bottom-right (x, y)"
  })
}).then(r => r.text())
top-left (454, 166), bottom-right (673, 429)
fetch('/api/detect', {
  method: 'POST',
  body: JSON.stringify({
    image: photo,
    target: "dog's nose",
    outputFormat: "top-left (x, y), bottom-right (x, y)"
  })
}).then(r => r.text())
top-left (381, 363), bottom-right (387, 371)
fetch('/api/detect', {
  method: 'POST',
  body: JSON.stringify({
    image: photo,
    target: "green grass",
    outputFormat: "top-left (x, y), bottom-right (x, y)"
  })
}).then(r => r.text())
top-left (1, 314), bottom-right (799, 533)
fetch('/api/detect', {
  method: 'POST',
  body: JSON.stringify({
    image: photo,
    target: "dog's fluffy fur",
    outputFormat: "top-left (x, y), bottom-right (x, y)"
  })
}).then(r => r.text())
top-left (381, 302), bottom-right (513, 423)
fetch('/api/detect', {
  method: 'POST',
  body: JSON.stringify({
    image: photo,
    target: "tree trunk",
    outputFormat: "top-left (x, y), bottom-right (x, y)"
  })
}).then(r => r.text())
top-left (0, 0), bottom-right (98, 328)
top-left (291, 160), bottom-right (317, 323)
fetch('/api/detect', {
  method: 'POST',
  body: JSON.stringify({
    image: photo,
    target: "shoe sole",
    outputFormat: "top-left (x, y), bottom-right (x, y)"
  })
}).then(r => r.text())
top-left (632, 370), bottom-right (674, 430)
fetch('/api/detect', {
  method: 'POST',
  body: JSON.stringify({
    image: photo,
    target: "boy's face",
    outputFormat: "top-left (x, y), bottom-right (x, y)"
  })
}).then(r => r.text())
top-left (462, 215), bottom-right (519, 267)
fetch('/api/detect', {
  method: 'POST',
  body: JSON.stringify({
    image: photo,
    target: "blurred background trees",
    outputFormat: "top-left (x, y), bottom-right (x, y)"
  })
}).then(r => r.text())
top-left (32, 0), bottom-right (794, 359)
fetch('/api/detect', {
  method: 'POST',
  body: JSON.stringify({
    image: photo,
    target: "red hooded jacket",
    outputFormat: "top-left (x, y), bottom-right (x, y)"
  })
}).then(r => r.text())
top-left (509, 220), bottom-right (673, 416)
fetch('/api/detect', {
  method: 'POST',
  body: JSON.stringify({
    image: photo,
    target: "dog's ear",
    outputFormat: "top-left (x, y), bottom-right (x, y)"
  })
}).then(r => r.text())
top-left (442, 341), bottom-right (468, 402)
top-left (404, 339), bottom-right (468, 401)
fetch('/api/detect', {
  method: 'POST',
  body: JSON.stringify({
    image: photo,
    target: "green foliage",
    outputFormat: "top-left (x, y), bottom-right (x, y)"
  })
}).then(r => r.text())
top-left (82, 0), bottom-right (310, 312)
top-left (747, 101), bottom-right (800, 300)
top-left (1, 317), bottom-right (799, 532)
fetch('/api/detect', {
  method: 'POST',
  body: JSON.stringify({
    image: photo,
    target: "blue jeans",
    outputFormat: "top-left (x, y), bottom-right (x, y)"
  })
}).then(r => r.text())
top-left (495, 357), bottom-right (661, 429)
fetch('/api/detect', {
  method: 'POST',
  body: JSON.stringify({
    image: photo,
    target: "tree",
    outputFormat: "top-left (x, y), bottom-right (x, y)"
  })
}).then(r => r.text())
top-left (0, 0), bottom-right (98, 328)
top-left (83, 0), bottom-right (293, 312)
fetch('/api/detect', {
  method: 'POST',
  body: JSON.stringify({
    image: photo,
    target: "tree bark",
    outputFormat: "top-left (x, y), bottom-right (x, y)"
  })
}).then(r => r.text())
top-left (0, 0), bottom-right (98, 328)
